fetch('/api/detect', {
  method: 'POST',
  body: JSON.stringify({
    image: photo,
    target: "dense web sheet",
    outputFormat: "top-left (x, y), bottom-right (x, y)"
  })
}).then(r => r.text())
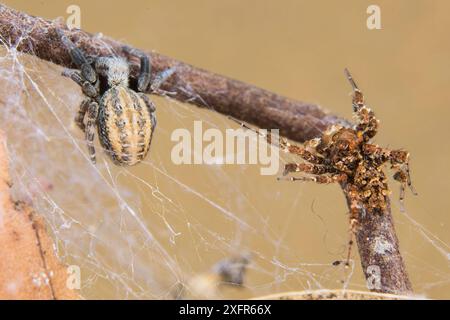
top-left (0, 35), bottom-right (449, 299)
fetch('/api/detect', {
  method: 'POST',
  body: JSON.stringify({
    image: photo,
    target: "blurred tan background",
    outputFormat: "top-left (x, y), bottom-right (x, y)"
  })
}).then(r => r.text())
top-left (2, 0), bottom-right (449, 299)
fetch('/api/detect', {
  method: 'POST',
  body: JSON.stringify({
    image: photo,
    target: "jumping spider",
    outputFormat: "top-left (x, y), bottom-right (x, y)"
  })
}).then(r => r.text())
top-left (59, 30), bottom-right (175, 165)
top-left (234, 69), bottom-right (417, 264)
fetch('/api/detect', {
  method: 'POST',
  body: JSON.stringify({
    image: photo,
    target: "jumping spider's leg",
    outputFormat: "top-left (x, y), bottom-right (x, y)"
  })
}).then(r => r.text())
top-left (136, 52), bottom-right (151, 92)
top-left (58, 30), bottom-right (97, 84)
top-left (122, 46), bottom-right (153, 92)
top-left (138, 54), bottom-right (151, 92)
top-left (344, 69), bottom-right (378, 141)
top-left (150, 67), bottom-right (176, 93)
top-left (85, 101), bottom-right (99, 164)
top-left (62, 69), bottom-right (99, 100)
top-left (75, 98), bottom-right (90, 132)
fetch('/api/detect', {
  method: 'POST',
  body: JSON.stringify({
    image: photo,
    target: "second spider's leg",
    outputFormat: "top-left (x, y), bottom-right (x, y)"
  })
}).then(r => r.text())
top-left (75, 98), bottom-right (90, 132)
top-left (279, 140), bottom-right (325, 165)
top-left (366, 144), bottom-right (417, 194)
top-left (228, 117), bottom-right (326, 166)
top-left (345, 187), bottom-right (361, 267)
top-left (386, 149), bottom-right (418, 209)
top-left (282, 162), bottom-right (334, 176)
top-left (363, 144), bottom-right (393, 167)
top-left (344, 69), bottom-right (379, 142)
top-left (393, 170), bottom-right (408, 211)
top-left (84, 101), bottom-right (99, 164)
top-left (278, 173), bottom-right (347, 184)
top-left (393, 167), bottom-right (418, 211)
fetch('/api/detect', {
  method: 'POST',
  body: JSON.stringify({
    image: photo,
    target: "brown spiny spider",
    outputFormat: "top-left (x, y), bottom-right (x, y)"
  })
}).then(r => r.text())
top-left (58, 30), bottom-right (175, 165)
top-left (233, 69), bottom-right (417, 265)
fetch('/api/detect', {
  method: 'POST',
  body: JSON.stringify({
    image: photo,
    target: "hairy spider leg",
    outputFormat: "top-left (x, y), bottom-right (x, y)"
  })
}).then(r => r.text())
top-left (228, 116), bottom-right (325, 165)
top-left (364, 144), bottom-right (417, 208)
top-left (345, 69), bottom-right (378, 142)
top-left (282, 162), bottom-right (334, 176)
top-left (138, 55), bottom-right (151, 92)
top-left (120, 50), bottom-right (152, 92)
top-left (57, 29), bottom-right (97, 84)
top-left (85, 101), bottom-right (99, 163)
top-left (122, 46), bottom-right (152, 92)
top-left (393, 165), bottom-right (417, 211)
top-left (344, 68), bottom-right (359, 91)
top-left (345, 186), bottom-right (362, 267)
top-left (62, 69), bottom-right (99, 100)
top-left (62, 68), bottom-right (100, 137)
top-left (277, 173), bottom-right (347, 184)
top-left (345, 68), bottom-right (363, 111)
top-left (136, 52), bottom-right (151, 92)
top-left (150, 67), bottom-right (176, 93)
top-left (75, 99), bottom-right (90, 132)
top-left (123, 46), bottom-right (175, 94)
top-left (406, 164), bottom-right (417, 195)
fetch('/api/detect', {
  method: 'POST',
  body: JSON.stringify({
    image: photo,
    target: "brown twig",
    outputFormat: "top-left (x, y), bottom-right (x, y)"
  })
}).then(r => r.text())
top-left (0, 4), bottom-right (412, 295)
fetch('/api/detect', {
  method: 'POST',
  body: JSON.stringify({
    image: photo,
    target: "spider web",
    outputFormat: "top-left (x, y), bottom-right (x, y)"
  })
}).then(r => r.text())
top-left (0, 32), bottom-right (449, 299)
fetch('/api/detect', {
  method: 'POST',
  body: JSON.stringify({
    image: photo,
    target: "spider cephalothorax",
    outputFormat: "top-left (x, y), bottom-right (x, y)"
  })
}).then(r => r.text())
top-left (59, 30), bottom-right (174, 165)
